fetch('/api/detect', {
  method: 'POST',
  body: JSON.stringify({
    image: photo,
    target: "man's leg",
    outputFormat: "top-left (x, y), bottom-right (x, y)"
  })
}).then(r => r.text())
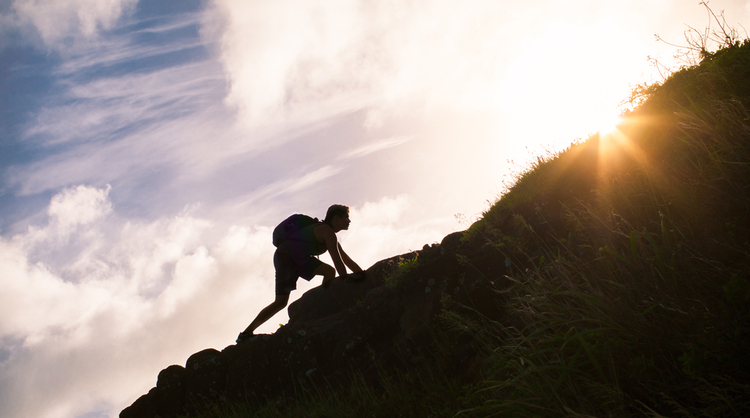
top-left (242, 293), bottom-right (290, 335)
top-left (315, 263), bottom-right (336, 288)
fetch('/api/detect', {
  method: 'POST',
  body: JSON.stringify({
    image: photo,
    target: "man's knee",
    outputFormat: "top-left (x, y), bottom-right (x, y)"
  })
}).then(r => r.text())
top-left (317, 263), bottom-right (335, 278)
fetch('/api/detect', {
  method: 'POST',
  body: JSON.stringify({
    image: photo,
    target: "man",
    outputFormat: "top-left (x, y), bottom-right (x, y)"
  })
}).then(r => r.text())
top-left (237, 204), bottom-right (363, 343)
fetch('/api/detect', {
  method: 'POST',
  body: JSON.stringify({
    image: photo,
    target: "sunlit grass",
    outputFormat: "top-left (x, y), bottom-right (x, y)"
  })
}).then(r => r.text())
top-left (464, 36), bottom-right (750, 418)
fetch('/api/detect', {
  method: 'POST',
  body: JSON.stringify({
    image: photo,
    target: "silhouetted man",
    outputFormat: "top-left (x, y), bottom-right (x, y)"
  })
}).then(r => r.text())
top-left (237, 204), bottom-right (363, 343)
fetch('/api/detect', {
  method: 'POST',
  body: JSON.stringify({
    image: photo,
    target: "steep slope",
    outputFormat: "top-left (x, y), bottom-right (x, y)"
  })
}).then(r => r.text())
top-left (122, 40), bottom-right (750, 418)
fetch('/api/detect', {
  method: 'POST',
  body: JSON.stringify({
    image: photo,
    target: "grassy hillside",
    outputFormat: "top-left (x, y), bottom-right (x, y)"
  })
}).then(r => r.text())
top-left (187, 36), bottom-right (750, 418)
top-left (458, 37), bottom-right (750, 417)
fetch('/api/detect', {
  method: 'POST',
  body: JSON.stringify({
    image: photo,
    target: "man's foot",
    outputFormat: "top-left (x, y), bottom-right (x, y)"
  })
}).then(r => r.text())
top-left (236, 331), bottom-right (254, 344)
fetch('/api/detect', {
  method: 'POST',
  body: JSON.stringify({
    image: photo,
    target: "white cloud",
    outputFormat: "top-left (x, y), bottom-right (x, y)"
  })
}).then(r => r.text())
top-left (48, 184), bottom-right (112, 232)
top-left (337, 195), bottom-right (449, 269)
top-left (0, 185), bottom-right (277, 418)
top-left (209, 0), bottom-right (519, 126)
top-left (0, 184), bottom-right (451, 418)
top-left (211, 0), bottom-right (744, 149)
top-left (0, 240), bottom-right (79, 338)
top-left (12, 0), bottom-right (138, 47)
top-left (209, 0), bottom-right (368, 125)
top-left (353, 194), bottom-right (411, 226)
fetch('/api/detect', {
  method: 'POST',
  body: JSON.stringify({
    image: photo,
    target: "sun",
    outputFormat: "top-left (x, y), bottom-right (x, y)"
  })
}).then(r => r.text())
top-left (596, 114), bottom-right (623, 136)
top-left (595, 114), bottom-right (627, 160)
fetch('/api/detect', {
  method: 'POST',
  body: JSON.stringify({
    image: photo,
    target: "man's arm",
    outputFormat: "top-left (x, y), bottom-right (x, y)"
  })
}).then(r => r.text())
top-left (338, 243), bottom-right (362, 273)
top-left (319, 225), bottom-right (348, 276)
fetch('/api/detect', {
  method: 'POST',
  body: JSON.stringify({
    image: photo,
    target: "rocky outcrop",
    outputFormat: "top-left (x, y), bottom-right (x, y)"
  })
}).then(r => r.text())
top-left (121, 231), bottom-right (509, 418)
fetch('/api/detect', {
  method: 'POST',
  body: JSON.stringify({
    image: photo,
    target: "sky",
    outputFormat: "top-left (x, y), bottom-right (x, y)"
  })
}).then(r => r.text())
top-left (1, 1), bottom-right (749, 417)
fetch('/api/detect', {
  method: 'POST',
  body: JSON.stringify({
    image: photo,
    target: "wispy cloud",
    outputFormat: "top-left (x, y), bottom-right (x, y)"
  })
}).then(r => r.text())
top-left (54, 12), bottom-right (208, 75)
top-left (285, 165), bottom-right (342, 193)
top-left (25, 60), bottom-right (225, 146)
top-left (339, 135), bottom-right (415, 160)
top-left (3, 10), bottom-right (241, 198)
top-left (222, 165), bottom-right (345, 215)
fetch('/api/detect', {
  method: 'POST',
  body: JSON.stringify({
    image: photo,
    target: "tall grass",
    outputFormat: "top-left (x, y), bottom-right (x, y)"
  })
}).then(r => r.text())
top-left (458, 214), bottom-right (749, 416)
top-left (185, 343), bottom-right (486, 418)
top-left (458, 37), bottom-right (750, 418)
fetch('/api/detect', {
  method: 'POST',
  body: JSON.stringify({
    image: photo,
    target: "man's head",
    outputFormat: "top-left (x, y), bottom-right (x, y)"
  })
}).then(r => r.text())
top-left (324, 204), bottom-right (350, 232)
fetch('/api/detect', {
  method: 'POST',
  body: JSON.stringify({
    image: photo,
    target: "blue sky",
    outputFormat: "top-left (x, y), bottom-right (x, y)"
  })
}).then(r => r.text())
top-left (1, 1), bottom-right (749, 417)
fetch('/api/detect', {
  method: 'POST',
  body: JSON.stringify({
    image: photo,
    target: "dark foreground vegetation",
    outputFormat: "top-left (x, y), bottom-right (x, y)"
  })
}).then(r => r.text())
top-left (128, 17), bottom-right (750, 418)
top-left (454, 36), bottom-right (750, 417)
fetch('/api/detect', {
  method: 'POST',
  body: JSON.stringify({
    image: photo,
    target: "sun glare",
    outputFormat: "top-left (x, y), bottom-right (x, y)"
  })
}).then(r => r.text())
top-left (597, 115), bottom-right (623, 136)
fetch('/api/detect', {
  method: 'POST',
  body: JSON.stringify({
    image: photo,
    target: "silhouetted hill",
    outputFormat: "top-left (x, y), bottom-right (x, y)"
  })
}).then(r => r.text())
top-left (122, 39), bottom-right (750, 418)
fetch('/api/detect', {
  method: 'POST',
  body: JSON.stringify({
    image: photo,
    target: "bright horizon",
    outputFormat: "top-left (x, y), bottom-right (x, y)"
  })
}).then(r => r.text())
top-left (1, 1), bottom-right (749, 417)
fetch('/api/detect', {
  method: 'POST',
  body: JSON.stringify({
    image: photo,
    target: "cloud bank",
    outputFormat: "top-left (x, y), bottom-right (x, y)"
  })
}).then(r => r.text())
top-left (0, 184), bottom-right (232, 418)
top-left (210, 0), bottom-right (519, 126)
top-left (0, 184), bottom-right (437, 418)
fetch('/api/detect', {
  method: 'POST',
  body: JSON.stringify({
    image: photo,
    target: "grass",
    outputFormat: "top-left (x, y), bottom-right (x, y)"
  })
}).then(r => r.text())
top-left (186, 347), bottom-right (486, 418)
top-left (458, 34), bottom-right (750, 418)
top-left (384, 254), bottom-right (420, 288)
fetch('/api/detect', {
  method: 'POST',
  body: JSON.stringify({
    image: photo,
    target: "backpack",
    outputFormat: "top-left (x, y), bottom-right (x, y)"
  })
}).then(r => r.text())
top-left (272, 214), bottom-right (320, 247)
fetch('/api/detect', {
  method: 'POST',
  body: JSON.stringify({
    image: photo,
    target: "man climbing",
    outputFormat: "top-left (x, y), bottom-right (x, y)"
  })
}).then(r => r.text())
top-left (236, 204), bottom-right (364, 343)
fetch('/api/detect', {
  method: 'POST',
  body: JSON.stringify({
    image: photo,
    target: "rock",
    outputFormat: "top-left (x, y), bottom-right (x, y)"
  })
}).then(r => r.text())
top-left (120, 230), bottom-right (509, 418)
top-left (120, 388), bottom-right (157, 418)
top-left (440, 231), bottom-right (464, 253)
top-left (185, 349), bottom-right (226, 411)
top-left (155, 365), bottom-right (186, 417)
top-left (287, 255), bottom-right (393, 323)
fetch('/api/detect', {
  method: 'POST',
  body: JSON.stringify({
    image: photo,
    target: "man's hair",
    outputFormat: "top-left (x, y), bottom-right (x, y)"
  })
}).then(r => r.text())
top-left (324, 204), bottom-right (349, 224)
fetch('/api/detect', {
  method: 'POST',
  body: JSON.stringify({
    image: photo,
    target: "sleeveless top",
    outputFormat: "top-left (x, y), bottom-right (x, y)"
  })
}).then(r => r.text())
top-left (279, 223), bottom-right (327, 257)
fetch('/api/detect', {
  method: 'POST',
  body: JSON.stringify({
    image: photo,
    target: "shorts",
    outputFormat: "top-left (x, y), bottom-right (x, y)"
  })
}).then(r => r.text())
top-left (274, 247), bottom-right (324, 295)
